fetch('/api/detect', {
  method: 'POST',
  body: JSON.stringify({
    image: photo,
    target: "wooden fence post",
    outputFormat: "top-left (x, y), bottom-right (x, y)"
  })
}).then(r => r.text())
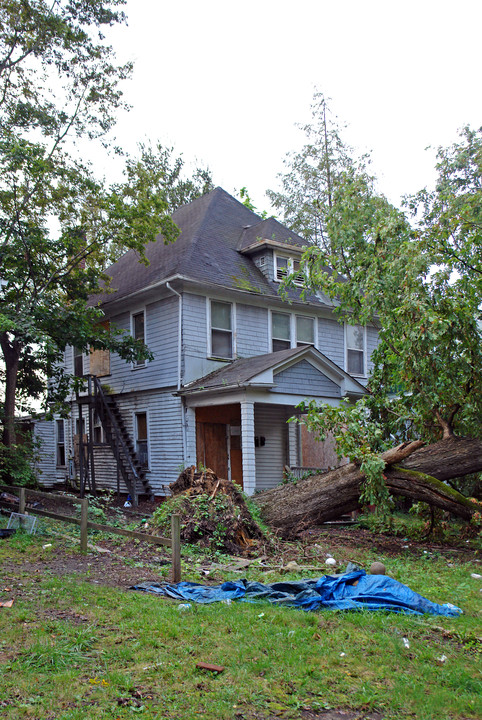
top-left (18, 487), bottom-right (26, 515)
top-left (80, 497), bottom-right (88, 553)
top-left (171, 513), bottom-right (181, 583)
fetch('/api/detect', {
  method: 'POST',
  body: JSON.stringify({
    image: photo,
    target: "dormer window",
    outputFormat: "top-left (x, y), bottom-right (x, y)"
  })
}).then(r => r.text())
top-left (275, 253), bottom-right (304, 285)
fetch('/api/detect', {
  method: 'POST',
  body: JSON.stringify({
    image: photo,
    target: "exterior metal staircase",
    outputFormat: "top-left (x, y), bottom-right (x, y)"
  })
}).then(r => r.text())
top-left (91, 376), bottom-right (152, 504)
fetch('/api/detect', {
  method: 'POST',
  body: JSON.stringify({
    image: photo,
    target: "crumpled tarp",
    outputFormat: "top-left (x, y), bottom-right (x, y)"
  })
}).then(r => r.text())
top-left (130, 570), bottom-right (462, 616)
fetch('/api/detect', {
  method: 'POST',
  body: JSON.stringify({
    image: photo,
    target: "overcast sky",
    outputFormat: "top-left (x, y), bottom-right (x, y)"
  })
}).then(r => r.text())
top-left (103, 0), bottom-right (482, 213)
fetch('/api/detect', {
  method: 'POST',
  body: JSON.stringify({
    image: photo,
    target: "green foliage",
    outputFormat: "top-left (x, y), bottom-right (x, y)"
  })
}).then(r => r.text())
top-left (0, 4), bottom-right (215, 446)
top-left (294, 399), bottom-right (390, 507)
top-left (0, 434), bottom-right (39, 486)
top-left (276, 108), bottom-right (482, 509)
top-left (267, 91), bottom-right (367, 251)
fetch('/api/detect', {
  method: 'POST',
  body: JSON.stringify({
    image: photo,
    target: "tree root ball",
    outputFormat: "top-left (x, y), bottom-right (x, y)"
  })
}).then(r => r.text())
top-left (370, 561), bottom-right (386, 575)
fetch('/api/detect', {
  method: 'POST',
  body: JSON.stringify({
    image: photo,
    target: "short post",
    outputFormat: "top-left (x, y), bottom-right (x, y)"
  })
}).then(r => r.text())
top-left (80, 497), bottom-right (88, 553)
top-left (171, 513), bottom-right (181, 583)
top-left (18, 487), bottom-right (26, 515)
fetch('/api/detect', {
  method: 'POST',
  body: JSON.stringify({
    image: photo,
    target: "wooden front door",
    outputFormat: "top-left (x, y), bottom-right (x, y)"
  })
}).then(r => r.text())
top-left (195, 405), bottom-right (243, 488)
top-left (196, 422), bottom-right (229, 480)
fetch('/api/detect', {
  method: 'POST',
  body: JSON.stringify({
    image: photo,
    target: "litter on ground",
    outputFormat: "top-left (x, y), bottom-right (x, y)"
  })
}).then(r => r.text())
top-left (130, 569), bottom-right (462, 616)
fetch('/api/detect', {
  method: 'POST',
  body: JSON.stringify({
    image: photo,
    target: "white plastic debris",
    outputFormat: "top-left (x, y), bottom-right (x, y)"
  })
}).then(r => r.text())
top-left (340, 652), bottom-right (346, 657)
top-left (42, 543), bottom-right (52, 549)
top-left (403, 637), bottom-right (410, 649)
top-left (470, 573), bottom-right (482, 579)
top-left (325, 557), bottom-right (337, 567)
top-left (177, 603), bottom-right (191, 611)
top-left (436, 654), bottom-right (448, 664)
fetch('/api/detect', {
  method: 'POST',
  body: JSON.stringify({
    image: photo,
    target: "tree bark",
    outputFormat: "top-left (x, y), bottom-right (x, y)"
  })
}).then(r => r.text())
top-left (254, 437), bottom-right (482, 534)
top-left (0, 332), bottom-right (21, 446)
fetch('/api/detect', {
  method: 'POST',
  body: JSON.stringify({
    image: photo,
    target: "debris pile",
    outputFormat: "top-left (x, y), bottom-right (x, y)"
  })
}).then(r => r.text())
top-left (151, 466), bottom-right (267, 554)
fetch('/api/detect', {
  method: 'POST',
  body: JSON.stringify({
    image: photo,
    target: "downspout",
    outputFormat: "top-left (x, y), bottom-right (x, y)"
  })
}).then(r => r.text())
top-left (166, 283), bottom-right (187, 463)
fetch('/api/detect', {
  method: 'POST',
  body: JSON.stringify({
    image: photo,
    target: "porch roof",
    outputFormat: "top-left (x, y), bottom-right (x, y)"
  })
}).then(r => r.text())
top-left (178, 346), bottom-right (366, 398)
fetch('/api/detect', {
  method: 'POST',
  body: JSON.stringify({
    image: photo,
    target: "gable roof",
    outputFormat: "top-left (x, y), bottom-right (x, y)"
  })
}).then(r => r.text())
top-left (179, 345), bottom-right (366, 398)
top-left (93, 188), bottom-right (327, 308)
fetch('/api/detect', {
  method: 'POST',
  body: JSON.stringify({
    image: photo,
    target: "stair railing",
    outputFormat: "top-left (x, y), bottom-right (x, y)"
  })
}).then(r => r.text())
top-left (90, 375), bottom-right (141, 505)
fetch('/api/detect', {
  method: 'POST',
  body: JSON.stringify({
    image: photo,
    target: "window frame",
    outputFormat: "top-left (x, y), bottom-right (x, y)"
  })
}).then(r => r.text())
top-left (131, 308), bottom-right (146, 369)
top-left (208, 298), bottom-right (235, 360)
top-left (73, 347), bottom-right (85, 378)
top-left (134, 410), bottom-right (149, 469)
top-left (56, 419), bottom-right (66, 468)
top-left (345, 323), bottom-right (367, 377)
top-left (270, 309), bottom-right (317, 351)
top-left (274, 252), bottom-right (304, 286)
top-left (271, 311), bottom-right (291, 352)
top-left (296, 315), bottom-right (315, 347)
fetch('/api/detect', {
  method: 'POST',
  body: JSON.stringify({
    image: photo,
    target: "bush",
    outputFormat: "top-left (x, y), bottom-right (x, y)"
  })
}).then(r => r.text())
top-left (0, 439), bottom-right (39, 487)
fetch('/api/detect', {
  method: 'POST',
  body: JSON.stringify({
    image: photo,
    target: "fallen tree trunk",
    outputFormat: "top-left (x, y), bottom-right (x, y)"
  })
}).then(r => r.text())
top-left (254, 437), bottom-right (482, 534)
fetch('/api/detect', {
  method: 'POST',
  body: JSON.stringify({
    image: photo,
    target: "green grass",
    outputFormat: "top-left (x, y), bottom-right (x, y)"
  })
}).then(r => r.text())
top-left (0, 528), bottom-right (480, 719)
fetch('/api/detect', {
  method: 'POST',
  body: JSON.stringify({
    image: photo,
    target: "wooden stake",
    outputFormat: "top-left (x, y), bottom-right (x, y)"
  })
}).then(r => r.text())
top-left (171, 513), bottom-right (181, 583)
top-left (80, 497), bottom-right (88, 554)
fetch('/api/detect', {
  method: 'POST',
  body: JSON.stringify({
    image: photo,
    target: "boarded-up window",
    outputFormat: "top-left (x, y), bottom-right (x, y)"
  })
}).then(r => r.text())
top-left (90, 348), bottom-right (110, 377)
top-left (90, 320), bottom-right (111, 376)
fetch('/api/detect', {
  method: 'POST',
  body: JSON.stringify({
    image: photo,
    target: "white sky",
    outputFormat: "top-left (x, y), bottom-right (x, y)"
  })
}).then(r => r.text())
top-left (102, 0), bottom-right (481, 212)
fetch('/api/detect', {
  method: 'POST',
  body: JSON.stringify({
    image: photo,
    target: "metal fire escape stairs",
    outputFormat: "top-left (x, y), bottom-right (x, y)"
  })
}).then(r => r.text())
top-left (81, 376), bottom-right (153, 505)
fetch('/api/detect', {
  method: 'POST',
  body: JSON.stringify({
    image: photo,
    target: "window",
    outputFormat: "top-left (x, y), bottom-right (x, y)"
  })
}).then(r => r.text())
top-left (132, 310), bottom-right (146, 367)
top-left (272, 312), bottom-right (291, 352)
top-left (346, 324), bottom-right (366, 375)
top-left (93, 412), bottom-right (104, 444)
top-left (56, 420), bottom-right (66, 467)
top-left (296, 316), bottom-right (314, 346)
top-left (135, 412), bottom-right (148, 468)
top-left (275, 254), bottom-right (304, 285)
top-left (73, 347), bottom-right (84, 377)
top-left (210, 300), bottom-right (233, 359)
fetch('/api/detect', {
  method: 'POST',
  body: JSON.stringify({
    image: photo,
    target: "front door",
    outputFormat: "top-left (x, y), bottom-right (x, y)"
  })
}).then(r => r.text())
top-left (195, 405), bottom-right (243, 488)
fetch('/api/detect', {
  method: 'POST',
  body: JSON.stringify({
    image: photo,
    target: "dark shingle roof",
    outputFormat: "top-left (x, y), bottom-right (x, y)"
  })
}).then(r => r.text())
top-left (181, 347), bottom-right (305, 392)
top-left (93, 187), bottom-right (324, 308)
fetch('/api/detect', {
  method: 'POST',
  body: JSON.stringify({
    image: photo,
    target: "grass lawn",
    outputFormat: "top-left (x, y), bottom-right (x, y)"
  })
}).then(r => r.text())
top-left (0, 518), bottom-right (480, 720)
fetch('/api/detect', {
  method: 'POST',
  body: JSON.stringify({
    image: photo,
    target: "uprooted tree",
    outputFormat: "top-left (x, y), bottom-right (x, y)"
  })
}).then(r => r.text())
top-left (259, 114), bottom-right (482, 530)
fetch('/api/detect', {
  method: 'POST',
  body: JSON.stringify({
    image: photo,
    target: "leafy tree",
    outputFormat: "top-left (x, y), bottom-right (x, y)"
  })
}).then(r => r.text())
top-left (0, 2), bottom-right (214, 450)
top-left (267, 92), bottom-right (365, 251)
top-left (283, 128), bottom-right (482, 503)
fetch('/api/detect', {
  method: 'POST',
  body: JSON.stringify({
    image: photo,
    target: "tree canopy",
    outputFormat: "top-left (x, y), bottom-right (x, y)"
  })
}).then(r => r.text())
top-left (273, 105), bottom-right (482, 502)
top-left (0, 1), bottom-right (213, 449)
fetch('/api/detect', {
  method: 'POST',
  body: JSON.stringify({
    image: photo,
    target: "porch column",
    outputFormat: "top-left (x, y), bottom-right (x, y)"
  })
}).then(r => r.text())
top-left (288, 419), bottom-right (300, 468)
top-left (241, 400), bottom-right (256, 495)
top-left (184, 405), bottom-right (197, 467)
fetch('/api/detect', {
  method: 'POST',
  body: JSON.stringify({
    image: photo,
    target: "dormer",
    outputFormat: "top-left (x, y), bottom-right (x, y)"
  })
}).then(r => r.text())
top-left (237, 217), bottom-right (307, 284)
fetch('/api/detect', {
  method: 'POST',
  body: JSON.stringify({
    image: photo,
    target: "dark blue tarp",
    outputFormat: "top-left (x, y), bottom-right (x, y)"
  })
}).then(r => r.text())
top-left (130, 570), bottom-right (462, 616)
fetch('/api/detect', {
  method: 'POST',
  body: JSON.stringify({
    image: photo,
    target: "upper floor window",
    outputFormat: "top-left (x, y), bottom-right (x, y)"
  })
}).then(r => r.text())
top-left (275, 254), bottom-right (304, 285)
top-left (210, 300), bottom-right (233, 359)
top-left (131, 310), bottom-right (146, 367)
top-left (272, 312), bottom-right (291, 352)
top-left (73, 347), bottom-right (84, 377)
top-left (346, 324), bottom-right (366, 376)
top-left (296, 316), bottom-right (315, 346)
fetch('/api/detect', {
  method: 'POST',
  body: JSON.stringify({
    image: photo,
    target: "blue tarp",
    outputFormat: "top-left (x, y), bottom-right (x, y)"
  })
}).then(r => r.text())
top-left (130, 570), bottom-right (462, 616)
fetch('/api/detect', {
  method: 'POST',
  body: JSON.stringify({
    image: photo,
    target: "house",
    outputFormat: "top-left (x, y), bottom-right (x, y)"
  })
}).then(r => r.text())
top-left (34, 187), bottom-right (377, 500)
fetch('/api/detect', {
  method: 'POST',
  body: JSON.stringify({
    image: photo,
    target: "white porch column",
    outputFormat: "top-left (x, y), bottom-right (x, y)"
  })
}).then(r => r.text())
top-left (241, 400), bottom-right (256, 495)
top-left (288, 418), bottom-right (299, 468)
top-left (184, 405), bottom-right (197, 467)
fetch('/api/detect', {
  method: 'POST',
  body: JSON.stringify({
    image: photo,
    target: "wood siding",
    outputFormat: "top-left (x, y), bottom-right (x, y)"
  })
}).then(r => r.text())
top-left (254, 404), bottom-right (291, 491)
top-left (273, 359), bottom-right (340, 398)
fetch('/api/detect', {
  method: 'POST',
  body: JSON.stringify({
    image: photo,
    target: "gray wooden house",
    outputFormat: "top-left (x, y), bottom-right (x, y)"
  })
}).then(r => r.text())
top-left (34, 188), bottom-right (376, 499)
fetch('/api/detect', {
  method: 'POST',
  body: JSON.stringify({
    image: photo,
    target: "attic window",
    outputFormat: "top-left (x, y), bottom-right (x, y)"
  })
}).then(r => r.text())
top-left (275, 254), bottom-right (304, 285)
